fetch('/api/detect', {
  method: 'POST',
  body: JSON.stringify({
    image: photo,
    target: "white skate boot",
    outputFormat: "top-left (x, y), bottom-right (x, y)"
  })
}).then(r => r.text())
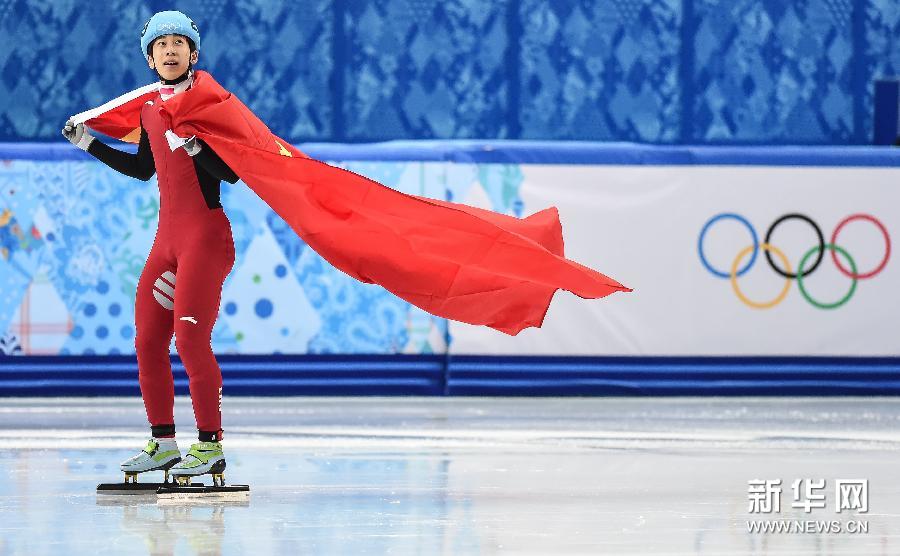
top-left (169, 441), bottom-right (226, 486)
top-left (97, 438), bottom-right (183, 495)
top-left (120, 438), bottom-right (182, 483)
top-left (159, 442), bottom-right (249, 496)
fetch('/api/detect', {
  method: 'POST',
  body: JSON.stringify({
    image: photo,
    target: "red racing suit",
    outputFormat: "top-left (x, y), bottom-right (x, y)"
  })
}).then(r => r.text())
top-left (88, 88), bottom-right (238, 441)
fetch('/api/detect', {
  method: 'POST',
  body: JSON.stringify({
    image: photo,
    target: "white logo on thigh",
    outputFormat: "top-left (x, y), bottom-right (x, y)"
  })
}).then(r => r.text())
top-left (180, 316), bottom-right (198, 324)
top-left (152, 271), bottom-right (176, 310)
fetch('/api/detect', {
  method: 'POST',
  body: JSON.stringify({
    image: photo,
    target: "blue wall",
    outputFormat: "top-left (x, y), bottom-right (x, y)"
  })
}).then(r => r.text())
top-left (2, 142), bottom-right (899, 395)
top-left (0, 0), bottom-right (897, 145)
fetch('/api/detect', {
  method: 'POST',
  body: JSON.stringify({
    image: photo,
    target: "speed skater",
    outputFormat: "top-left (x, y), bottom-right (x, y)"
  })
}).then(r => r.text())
top-left (63, 10), bottom-right (233, 488)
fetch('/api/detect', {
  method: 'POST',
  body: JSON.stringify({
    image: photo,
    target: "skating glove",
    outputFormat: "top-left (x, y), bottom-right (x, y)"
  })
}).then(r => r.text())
top-left (61, 120), bottom-right (94, 151)
top-left (164, 129), bottom-right (201, 157)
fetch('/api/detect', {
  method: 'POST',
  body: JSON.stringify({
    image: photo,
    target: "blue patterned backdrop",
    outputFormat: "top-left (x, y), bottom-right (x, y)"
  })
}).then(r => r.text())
top-left (0, 151), bottom-right (532, 355)
top-left (0, 0), bottom-right (897, 144)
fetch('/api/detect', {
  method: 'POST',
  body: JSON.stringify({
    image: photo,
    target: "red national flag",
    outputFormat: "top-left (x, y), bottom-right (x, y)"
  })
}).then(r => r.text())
top-left (77, 71), bottom-right (631, 335)
top-left (72, 83), bottom-right (160, 143)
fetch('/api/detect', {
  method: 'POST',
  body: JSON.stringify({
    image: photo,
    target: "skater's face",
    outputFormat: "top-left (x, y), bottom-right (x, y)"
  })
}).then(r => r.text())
top-left (147, 34), bottom-right (197, 81)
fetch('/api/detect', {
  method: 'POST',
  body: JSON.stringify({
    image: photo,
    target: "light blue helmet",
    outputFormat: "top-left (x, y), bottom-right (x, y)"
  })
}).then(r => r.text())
top-left (140, 11), bottom-right (200, 56)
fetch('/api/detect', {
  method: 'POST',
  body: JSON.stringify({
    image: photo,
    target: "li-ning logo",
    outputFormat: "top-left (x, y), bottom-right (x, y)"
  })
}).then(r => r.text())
top-left (698, 213), bottom-right (890, 309)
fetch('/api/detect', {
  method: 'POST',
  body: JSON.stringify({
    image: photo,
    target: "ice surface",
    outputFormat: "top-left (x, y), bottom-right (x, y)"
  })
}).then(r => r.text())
top-left (0, 396), bottom-right (897, 555)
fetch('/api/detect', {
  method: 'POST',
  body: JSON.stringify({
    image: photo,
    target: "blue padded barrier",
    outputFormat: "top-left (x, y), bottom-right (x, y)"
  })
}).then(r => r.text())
top-left (2, 354), bottom-right (900, 396)
top-left (446, 356), bottom-right (900, 396)
top-left (0, 355), bottom-right (446, 397)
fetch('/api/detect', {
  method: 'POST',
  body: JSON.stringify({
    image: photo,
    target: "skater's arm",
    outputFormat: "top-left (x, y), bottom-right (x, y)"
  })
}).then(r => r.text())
top-left (63, 118), bottom-right (156, 181)
top-left (190, 140), bottom-right (239, 184)
top-left (87, 126), bottom-right (156, 181)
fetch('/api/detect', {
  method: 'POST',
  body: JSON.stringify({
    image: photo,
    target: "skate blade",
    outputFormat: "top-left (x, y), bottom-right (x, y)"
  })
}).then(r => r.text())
top-left (156, 483), bottom-right (250, 502)
top-left (96, 482), bottom-right (172, 495)
top-left (156, 493), bottom-right (250, 507)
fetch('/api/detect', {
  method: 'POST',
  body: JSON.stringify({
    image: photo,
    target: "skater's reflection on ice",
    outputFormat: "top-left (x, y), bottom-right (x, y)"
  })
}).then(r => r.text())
top-left (96, 496), bottom-right (248, 555)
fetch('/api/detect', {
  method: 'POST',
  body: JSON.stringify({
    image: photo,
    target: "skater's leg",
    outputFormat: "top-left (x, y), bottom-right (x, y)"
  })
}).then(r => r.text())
top-left (134, 248), bottom-right (177, 432)
top-left (172, 237), bottom-right (234, 441)
top-left (168, 236), bottom-right (233, 484)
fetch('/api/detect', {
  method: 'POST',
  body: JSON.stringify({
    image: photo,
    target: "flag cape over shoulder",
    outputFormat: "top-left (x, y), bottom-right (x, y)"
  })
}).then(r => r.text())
top-left (72, 71), bottom-right (631, 335)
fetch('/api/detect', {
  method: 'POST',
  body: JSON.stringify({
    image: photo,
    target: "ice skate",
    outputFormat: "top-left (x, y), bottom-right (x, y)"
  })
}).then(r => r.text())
top-left (96, 438), bottom-right (182, 495)
top-left (158, 442), bottom-right (249, 497)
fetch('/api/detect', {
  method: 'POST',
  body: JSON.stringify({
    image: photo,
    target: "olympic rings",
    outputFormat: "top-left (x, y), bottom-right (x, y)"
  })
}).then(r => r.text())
top-left (698, 212), bottom-right (890, 310)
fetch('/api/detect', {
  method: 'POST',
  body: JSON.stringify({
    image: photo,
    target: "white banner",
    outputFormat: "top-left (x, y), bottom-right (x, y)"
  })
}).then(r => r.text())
top-left (449, 165), bottom-right (900, 356)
